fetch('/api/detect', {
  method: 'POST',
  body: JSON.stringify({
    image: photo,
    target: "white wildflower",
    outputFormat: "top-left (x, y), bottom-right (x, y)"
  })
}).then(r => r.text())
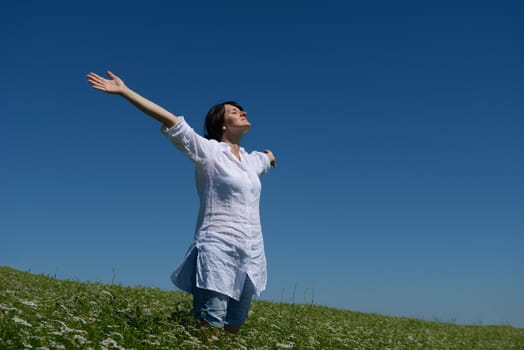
top-left (144, 339), bottom-right (160, 346)
top-left (13, 316), bottom-right (32, 327)
top-left (110, 331), bottom-right (124, 339)
top-left (58, 304), bottom-right (69, 313)
top-left (55, 320), bottom-right (85, 334)
top-left (48, 341), bottom-right (65, 350)
top-left (0, 304), bottom-right (19, 312)
top-left (20, 300), bottom-right (38, 308)
top-left (101, 290), bottom-right (113, 298)
top-left (74, 334), bottom-right (88, 345)
top-left (183, 338), bottom-right (202, 347)
top-left (101, 337), bottom-right (125, 350)
top-left (276, 342), bottom-right (295, 349)
top-left (72, 315), bottom-right (87, 324)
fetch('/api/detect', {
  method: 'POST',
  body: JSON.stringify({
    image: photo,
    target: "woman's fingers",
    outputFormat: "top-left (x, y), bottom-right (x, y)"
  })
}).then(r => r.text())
top-left (87, 72), bottom-right (104, 82)
top-left (88, 81), bottom-right (106, 91)
top-left (87, 74), bottom-right (104, 85)
top-left (87, 72), bottom-right (116, 91)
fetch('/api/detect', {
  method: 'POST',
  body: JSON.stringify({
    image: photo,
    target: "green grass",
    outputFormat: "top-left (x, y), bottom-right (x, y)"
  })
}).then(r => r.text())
top-left (1, 266), bottom-right (523, 349)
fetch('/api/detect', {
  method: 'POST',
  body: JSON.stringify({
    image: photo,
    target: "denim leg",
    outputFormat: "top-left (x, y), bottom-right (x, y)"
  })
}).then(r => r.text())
top-left (225, 277), bottom-right (255, 327)
top-left (193, 287), bottom-right (228, 328)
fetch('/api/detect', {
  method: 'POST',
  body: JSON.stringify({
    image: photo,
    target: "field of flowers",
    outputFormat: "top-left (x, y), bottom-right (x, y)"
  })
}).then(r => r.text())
top-left (1, 266), bottom-right (523, 349)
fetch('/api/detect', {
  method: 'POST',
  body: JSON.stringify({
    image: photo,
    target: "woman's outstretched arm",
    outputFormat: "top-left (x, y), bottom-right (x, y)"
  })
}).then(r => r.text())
top-left (86, 71), bottom-right (180, 128)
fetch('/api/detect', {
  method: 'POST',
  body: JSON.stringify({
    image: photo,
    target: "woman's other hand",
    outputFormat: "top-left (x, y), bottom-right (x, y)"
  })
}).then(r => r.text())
top-left (264, 149), bottom-right (277, 168)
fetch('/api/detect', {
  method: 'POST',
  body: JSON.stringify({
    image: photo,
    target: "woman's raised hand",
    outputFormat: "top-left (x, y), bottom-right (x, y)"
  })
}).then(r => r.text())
top-left (87, 71), bottom-right (126, 94)
top-left (87, 70), bottom-right (179, 127)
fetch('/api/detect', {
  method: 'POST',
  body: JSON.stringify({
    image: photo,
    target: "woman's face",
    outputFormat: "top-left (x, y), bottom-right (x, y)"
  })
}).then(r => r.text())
top-left (223, 104), bottom-right (251, 133)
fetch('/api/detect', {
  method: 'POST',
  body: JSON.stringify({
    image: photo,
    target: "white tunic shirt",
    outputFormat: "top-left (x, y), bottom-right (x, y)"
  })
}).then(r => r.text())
top-left (162, 117), bottom-right (271, 300)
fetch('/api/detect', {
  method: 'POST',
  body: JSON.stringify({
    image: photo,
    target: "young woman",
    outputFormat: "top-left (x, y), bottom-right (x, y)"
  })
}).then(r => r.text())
top-left (87, 71), bottom-right (276, 334)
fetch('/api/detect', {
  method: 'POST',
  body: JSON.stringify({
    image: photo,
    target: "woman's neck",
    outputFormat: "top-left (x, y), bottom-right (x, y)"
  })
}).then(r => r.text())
top-left (221, 138), bottom-right (242, 161)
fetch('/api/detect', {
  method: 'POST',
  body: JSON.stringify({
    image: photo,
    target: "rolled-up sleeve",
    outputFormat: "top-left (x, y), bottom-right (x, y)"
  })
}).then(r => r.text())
top-left (162, 117), bottom-right (214, 165)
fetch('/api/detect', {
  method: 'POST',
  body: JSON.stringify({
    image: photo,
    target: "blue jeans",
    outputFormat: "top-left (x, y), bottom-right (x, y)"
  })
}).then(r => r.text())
top-left (193, 277), bottom-right (255, 328)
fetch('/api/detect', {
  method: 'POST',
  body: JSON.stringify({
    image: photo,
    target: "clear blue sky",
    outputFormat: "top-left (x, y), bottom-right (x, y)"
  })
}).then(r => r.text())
top-left (1, 0), bottom-right (523, 327)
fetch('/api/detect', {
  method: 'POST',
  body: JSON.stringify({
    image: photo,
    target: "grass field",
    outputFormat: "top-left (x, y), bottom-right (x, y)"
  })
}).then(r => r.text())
top-left (1, 266), bottom-right (523, 349)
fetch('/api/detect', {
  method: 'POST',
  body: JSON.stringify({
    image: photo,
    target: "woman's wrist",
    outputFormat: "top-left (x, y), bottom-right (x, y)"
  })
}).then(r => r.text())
top-left (119, 85), bottom-right (131, 97)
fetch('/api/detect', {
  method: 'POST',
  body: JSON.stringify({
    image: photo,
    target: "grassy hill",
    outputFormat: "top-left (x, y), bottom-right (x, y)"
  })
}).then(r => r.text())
top-left (1, 266), bottom-right (523, 349)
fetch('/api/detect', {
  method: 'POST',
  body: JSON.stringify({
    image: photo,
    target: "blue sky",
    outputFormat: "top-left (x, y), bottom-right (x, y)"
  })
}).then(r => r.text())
top-left (1, 0), bottom-right (523, 327)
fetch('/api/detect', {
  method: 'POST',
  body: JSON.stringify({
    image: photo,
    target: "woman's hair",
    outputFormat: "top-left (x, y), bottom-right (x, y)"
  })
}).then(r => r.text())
top-left (204, 101), bottom-right (244, 141)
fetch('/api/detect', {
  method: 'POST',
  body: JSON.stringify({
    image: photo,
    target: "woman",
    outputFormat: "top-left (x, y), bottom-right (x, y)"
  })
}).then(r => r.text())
top-left (86, 71), bottom-right (276, 334)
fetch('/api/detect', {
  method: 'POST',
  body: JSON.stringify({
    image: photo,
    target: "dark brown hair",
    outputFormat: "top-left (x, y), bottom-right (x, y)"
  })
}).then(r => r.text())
top-left (204, 101), bottom-right (244, 141)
